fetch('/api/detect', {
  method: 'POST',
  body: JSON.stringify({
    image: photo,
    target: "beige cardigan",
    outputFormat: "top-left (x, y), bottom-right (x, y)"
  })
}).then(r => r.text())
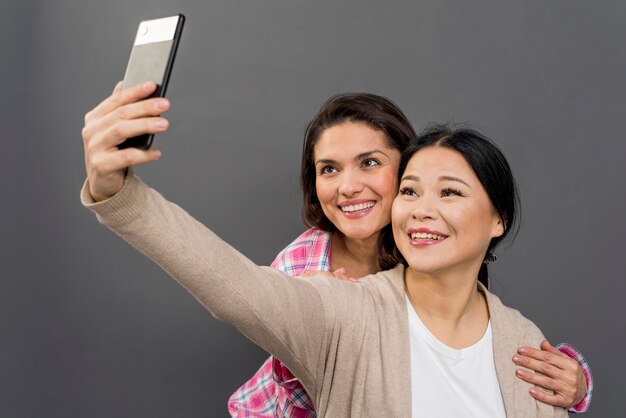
top-left (82, 175), bottom-right (568, 418)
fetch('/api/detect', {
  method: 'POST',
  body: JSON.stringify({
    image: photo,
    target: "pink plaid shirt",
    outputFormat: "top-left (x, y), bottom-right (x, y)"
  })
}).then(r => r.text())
top-left (228, 228), bottom-right (593, 416)
top-left (228, 229), bottom-right (331, 417)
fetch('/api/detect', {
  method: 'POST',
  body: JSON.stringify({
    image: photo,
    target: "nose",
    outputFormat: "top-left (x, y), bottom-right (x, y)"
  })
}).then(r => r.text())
top-left (338, 169), bottom-right (364, 197)
top-left (410, 192), bottom-right (438, 221)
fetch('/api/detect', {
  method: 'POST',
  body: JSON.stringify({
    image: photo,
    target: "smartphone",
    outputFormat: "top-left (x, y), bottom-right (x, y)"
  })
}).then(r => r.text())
top-left (118, 14), bottom-right (185, 149)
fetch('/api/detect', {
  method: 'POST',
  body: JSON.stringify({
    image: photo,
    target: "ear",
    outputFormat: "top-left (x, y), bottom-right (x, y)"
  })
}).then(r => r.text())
top-left (491, 214), bottom-right (505, 238)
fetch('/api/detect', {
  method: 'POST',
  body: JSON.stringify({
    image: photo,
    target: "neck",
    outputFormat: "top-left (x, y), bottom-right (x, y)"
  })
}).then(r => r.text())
top-left (331, 232), bottom-right (379, 277)
top-left (404, 265), bottom-right (489, 348)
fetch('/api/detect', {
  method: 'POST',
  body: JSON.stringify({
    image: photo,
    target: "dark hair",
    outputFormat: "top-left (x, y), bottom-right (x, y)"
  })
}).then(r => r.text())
top-left (300, 93), bottom-right (417, 270)
top-left (397, 124), bottom-right (521, 286)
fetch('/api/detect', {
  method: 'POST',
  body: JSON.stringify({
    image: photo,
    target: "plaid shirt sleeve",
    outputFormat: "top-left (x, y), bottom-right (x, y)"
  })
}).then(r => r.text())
top-left (556, 343), bottom-right (593, 413)
top-left (228, 229), bottom-right (331, 417)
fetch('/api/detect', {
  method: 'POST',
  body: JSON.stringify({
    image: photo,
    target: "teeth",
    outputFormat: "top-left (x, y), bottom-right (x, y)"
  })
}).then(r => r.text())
top-left (341, 202), bottom-right (375, 213)
top-left (410, 232), bottom-right (446, 240)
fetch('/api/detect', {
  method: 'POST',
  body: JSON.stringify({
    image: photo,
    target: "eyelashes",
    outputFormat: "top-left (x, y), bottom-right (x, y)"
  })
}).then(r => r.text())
top-left (440, 187), bottom-right (463, 197)
top-left (317, 158), bottom-right (382, 176)
top-left (397, 186), bottom-right (465, 198)
top-left (399, 186), bottom-right (417, 197)
top-left (319, 165), bottom-right (337, 175)
top-left (361, 158), bottom-right (381, 168)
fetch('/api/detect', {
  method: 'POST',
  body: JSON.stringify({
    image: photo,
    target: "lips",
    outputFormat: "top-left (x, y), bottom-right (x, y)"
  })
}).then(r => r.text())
top-left (410, 231), bottom-right (446, 240)
top-left (340, 201), bottom-right (375, 213)
top-left (407, 228), bottom-right (449, 245)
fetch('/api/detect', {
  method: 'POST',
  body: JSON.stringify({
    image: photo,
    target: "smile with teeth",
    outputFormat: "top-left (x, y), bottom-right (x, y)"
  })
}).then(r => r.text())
top-left (340, 202), bottom-right (375, 213)
top-left (410, 232), bottom-right (447, 240)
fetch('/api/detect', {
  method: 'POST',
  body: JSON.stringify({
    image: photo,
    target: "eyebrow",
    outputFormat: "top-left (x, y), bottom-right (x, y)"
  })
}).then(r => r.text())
top-left (400, 174), bottom-right (472, 188)
top-left (315, 149), bottom-right (390, 165)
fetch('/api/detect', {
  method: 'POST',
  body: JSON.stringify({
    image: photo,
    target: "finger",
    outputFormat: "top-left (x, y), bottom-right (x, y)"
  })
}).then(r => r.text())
top-left (83, 97), bottom-right (170, 147)
top-left (112, 80), bottom-right (123, 94)
top-left (86, 81), bottom-right (158, 123)
top-left (332, 268), bottom-right (358, 282)
top-left (91, 147), bottom-right (163, 175)
top-left (515, 368), bottom-right (561, 392)
top-left (105, 97), bottom-right (170, 128)
top-left (517, 368), bottom-right (578, 408)
top-left (90, 117), bottom-right (169, 151)
top-left (512, 354), bottom-right (562, 378)
top-left (299, 271), bottom-right (333, 278)
top-left (539, 340), bottom-right (567, 357)
top-left (528, 387), bottom-right (568, 408)
top-left (332, 268), bottom-right (349, 279)
top-left (517, 346), bottom-right (572, 371)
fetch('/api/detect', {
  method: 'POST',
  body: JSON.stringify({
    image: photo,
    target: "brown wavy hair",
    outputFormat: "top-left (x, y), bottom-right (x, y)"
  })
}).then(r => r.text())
top-left (300, 93), bottom-right (416, 270)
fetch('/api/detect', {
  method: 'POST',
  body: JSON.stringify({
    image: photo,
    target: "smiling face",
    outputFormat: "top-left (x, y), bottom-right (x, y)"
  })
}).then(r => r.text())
top-left (392, 146), bottom-right (504, 278)
top-left (314, 121), bottom-right (401, 241)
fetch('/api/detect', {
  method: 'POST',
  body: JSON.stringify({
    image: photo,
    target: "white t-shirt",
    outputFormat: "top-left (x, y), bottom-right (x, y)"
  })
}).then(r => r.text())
top-left (407, 296), bottom-right (506, 418)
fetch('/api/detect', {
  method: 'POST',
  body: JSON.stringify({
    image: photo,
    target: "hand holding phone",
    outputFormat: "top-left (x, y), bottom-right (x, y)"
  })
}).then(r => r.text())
top-left (118, 14), bottom-right (185, 149)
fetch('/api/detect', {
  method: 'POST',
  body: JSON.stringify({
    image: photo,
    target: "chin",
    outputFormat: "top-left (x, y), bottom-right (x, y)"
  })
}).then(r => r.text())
top-left (341, 226), bottom-right (380, 241)
top-left (405, 263), bottom-right (441, 276)
top-left (402, 254), bottom-right (447, 275)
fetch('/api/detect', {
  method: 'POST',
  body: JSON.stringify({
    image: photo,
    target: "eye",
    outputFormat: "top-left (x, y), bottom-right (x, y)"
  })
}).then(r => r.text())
top-left (399, 186), bottom-right (418, 197)
top-left (361, 158), bottom-right (381, 168)
top-left (440, 187), bottom-right (463, 197)
top-left (319, 165), bottom-right (338, 175)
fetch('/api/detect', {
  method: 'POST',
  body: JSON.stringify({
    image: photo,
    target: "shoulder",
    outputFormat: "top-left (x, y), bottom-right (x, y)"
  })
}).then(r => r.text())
top-left (344, 264), bottom-right (408, 311)
top-left (270, 228), bottom-right (332, 275)
top-left (308, 264), bottom-right (406, 309)
top-left (484, 288), bottom-right (545, 348)
top-left (485, 289), bottom-right (544, 336)
top-left (485, 289), bottom-right (570, 417)
top-left (360, 264), bottom-right (407, 296)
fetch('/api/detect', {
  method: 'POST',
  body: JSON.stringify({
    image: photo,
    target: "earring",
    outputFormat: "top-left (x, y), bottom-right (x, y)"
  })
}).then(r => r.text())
top-left (484, 251), bottom-right (497, 265)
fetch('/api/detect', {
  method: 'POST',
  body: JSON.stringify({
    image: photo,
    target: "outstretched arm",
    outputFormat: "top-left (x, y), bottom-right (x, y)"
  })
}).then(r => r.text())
top-left (81, 82), bottom-right (334, 398)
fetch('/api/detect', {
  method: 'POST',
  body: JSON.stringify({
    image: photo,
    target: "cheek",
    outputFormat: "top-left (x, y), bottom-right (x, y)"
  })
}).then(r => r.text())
top-left (315, 178), bottom-right (333, 205)
top-left (391, 198), bottom-right (407, 231)
top-left (450, 202), bottom-right (493, 238)
top-left (375, 169), bottom-right (399, 201)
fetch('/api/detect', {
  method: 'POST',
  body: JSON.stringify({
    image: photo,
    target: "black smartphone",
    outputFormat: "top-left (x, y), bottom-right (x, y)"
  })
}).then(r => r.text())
top-left (118, 14), bottom-right (185, 149)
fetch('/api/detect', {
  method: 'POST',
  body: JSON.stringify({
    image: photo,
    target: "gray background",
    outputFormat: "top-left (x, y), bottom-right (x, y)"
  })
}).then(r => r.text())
top-left (2, 0), bottom-right (623, 416)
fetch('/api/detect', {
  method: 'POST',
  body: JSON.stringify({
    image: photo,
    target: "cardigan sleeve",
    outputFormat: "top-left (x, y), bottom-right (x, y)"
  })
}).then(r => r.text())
top-left (81, 175), bottom-right (341, 399)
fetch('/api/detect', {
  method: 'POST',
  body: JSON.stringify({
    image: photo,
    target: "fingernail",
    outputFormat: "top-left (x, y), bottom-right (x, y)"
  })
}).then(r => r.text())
top-left (516, 369), bottom-right (525, 377)
top-left (143, 81), bottom-right (154, 91)
top-left (518, 347), bottom-right (528, 355)
top-left (529, 388), bottom-right (537, 396)
top-left (155, 119), bottom-right (169, 129)
top-left (512, 355), bottom-right (521, 363)
top-left (152, 150), bottom-right (162, 159)
top-left (156, 99), bottom-right (169, 110)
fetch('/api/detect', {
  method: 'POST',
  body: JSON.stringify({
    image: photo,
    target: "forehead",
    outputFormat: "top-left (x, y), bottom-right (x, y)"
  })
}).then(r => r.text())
top-left (314, 122), bottom-right (392, 158)
top-left (403, 147), bottom-right (476, 180)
